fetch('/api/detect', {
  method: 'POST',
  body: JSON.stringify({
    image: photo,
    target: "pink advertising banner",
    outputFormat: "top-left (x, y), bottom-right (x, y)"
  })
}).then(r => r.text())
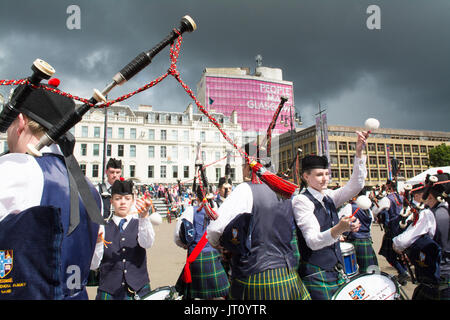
top-left (205, 76), bottom-right (294, 134)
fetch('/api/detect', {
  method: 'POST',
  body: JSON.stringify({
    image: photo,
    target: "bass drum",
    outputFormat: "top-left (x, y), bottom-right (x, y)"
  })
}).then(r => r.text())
top-left (332, 272), bottom-right (407, 300)
top-left (141, 286), bottom-right (180, 300)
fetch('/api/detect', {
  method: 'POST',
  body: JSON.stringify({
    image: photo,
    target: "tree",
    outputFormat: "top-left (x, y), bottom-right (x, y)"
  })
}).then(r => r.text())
top-left (429, 143), bottom-right (450, 167)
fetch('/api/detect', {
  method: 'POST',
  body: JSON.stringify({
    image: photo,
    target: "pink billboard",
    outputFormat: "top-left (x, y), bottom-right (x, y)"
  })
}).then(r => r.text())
top-left (205, 76), bottom-right (294, 134)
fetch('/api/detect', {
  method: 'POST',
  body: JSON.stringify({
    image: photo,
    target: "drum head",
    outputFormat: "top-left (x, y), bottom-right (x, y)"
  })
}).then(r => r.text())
top-left (332, 272), bottom-right (398, 300)
top-left (340, 241), bottom-right (354, 253)
top-left (142, 286), bottom-right (177, 300)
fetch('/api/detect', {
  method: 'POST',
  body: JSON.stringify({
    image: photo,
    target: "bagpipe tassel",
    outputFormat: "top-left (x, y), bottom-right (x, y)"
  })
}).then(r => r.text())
top-left (249, 161), bottom-right (299, 199)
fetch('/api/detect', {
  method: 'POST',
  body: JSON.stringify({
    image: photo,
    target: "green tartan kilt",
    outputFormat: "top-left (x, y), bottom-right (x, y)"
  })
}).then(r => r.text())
top-left (176, 250), bottom-right (230, 299)
top-left (412, 276), bottom-right (450, 300)
top-left (348, 238), bottom-right (378, 274)
top-left (229, 267), bottom-right (311, 300)
top-left (298, 261), bottom-right (346, 300)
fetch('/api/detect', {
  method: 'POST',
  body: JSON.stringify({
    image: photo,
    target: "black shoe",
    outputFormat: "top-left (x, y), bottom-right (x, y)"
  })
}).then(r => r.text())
top-left (397, 272), bottom-right (410, 286)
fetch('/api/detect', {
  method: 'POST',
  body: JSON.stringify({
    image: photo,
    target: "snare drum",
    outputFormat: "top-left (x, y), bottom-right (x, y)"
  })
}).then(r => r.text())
top-left (141, 286), bottom-right (178, 300)
top-left (332, 272), bottom-right (403, 300)
top-left (340, 242), bottom-right (359, 278)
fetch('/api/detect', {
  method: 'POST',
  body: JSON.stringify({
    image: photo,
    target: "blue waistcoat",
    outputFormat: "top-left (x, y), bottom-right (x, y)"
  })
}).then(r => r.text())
top-left (347, 203), bottom-right (372, 240)
top-left (187, 206), bottom-right (216, 254)
top-left (296, 190), bottom-right (343, 271)
top-left (226, 183), bottom-right (297, 279)
top-left (99, 218), bottom-right (150, 294)
top-left (0, 153), bottom-right (100, 300)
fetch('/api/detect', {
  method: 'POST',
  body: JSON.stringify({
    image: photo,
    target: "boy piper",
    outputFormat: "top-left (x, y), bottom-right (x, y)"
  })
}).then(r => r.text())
top-left (292, 131), bottom-right (367, 300)
top-left (91, 179), bottom-right (155, 300)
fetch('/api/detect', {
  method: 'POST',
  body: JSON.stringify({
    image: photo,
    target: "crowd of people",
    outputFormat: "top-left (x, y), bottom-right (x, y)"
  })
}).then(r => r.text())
top-left (0, 81), bottom-right (448, 301)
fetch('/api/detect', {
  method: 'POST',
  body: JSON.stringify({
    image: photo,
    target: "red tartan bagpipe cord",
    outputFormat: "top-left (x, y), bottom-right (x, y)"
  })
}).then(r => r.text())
top-left (1, 33), bottom-right (300, 283)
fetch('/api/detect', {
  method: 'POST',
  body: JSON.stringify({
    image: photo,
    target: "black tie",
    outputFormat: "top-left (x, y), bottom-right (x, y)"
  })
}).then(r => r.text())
top-left (119, 218), bottom-right (127, 232)
top-left (322, 196), bottom-right (334, 217)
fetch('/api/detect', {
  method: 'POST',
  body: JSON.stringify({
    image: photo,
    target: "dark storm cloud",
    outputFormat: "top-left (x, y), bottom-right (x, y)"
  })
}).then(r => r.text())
top-left (0, 0), bottom-right (448, 131)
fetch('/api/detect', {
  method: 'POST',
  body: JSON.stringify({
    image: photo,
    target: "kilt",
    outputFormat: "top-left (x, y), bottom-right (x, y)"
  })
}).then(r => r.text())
top-left (412, 276), bottom-right (450, 300)
top-left (348, 238), bottom-right (378, 274)
top-left (298, 261), bottom-right (345, 300)
top-left (96, 283), bottom-right (151, 300)
top-left (291, 230), bottom-right (300, 270)
top-left (229, 267), bottom-right (310, 300)
top-left (176, 250), bottom-right (230, 299)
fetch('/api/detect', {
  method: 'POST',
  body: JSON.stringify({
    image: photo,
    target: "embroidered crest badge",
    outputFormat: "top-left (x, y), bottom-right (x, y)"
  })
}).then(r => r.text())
top-left (0, 250), bottom-right (13, 278)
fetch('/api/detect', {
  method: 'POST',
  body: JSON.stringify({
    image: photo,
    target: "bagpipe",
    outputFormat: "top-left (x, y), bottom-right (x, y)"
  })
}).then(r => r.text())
top-left (398, 184), bottom-right (424, 230)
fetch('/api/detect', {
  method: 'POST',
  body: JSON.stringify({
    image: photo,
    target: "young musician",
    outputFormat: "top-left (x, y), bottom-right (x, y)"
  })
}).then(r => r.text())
top-left (291, 131), bottom-right (367, 300)
top-left (378, 179), bottom-right (410, 285)
top-left (207, 158), bottom-right (311, 300)
top-left (98, 158), bottom-right (123, 219)
top-left (174, 185), bottom-right (230, 299)
top-left (393, 173), bottom-right (449, 300)
top-left (215, 177), bottom-right (232, 208)
top-left (91, 179), bottom-right (155, 300)
top-left (0, 80), bottom-right (102, 299)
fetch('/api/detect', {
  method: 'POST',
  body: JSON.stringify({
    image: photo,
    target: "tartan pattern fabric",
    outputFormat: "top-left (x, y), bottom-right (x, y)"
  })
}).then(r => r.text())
top-left (298, 261), bottom-right (345, 300)
top-left (348, 238), bottom-right (378, 274)
top-left (177, 250), bottom-right (230, 299)
top-left (412, 277), bottom-right (450, 300)
top-left (291, 229), bottom-right (300, 270)
top-left (96, 283), bottom-right (151, 300)
top-left (229, 267), bottom-right (311, 300)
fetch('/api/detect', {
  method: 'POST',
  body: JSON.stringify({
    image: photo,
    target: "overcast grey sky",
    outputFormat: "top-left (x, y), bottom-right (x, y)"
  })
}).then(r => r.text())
top-left (0, 0), bottom-right (448, 132)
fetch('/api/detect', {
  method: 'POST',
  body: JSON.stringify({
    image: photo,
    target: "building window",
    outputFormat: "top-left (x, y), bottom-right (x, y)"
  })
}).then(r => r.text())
top-left (81, 126), bottom-right (88, 137)
top-left (171, 130), bottom-right (178, 141)
top-left (94, 126), bottom-right (101, 138)
top-left (172, 146), bottom-right (178, 160)
top-left (215, 151), bottom-right (221, 161)
top-left (369, 156), bottom-right (377, 165)
top-left (368, 143), bottom-right (376, 152)
top-left (380, 170), bottom-right (387, 178)
top-left (341, 169), bottom-right (349, 179)
top-left (130, 165), bottom-right (135, 178)
top-left (395, 144), bottom-right (402, 153)
top-left (331, 169), bottom-right (339, 179)
top-left (412, 145), bottom-right (419, 153)
top-left (160, 165), bottom-right (166, 178)
top-left (329, 141), bottom-right (337, 151)
top-left (420, 145), bottom-right (427, 153)
top-left (214, 132), bottom-right (221, 143)
top-left (80, 164), bottom-right (86, 175)
top-left (160, 130), bottom-right (167, 141)
top-left (118, 128), bottom-right (125, 139)
top-left (406, 170), bottom-right (414, 178)
top-left (348, 142), bottom-right (356, 151)
top-left (172, 166), bottom-right (178, 178)
top-left (130, 128), bottom-right (137, 140)
top-left (405, 157), bottom-right (412, 166)
top-left (93, 144), bottom-right (100, 156)
top-left (107, 144), bottom-right (112, 157)
top-left (92, 164), bottom-right (99, 178)
top-left (339, 156), bottom-right (348, 165)
top-left (118, 145), bottom-right (124, 157)
top-left (148, 146), bottom-right (155, 158)
top-left (183, 130), bottom-right (189, 142)
top-left (201, 151), bottom-right (206, 162)
top-left (413, 158), bottom-right (421, 166)
top-left (148, 165), bottom-right (154, 178)
top-left (378, 157), bottom-right (386, 165)
top-left (200, 131), bottom-right (206, 142)
top-left (107, 127), bottom-right (112, 139)
top-left (339, 142), bottom-right (347, 151)
top-left (215, 168), bottom-right (221, 181)
top-left (183, 146), bottom-right (189, 160)
top-left (148, 129), bottom-right (155, 140)
top-left (160, 146), bottom-right (167, 158)
top-left (130, 145), bottom-right (136, 157)
top-left (422, 158), bottom-right (429, 166)
top-left (81, 144), bottom-right (87, 156)
top-left (404, 145), bottom-right (411, 153)
top-left (183, 166), bottom-right (189, 178)
top-left (377, 144), bottom-right (385, 152)
top-left (230, 168), bottom-right (236, 181)
top-left (370, 170), bottom-right (378, 179)
top-left (330, 155), bottom-right (338, 165)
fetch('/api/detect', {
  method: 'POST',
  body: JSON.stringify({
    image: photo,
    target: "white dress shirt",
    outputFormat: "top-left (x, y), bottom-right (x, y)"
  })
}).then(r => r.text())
top-left (291, 155), bottom-right (367, 251)
top-left (90, 213), bottom-right (155, 270)
top-left (392, 208), bottom-right (436, 252)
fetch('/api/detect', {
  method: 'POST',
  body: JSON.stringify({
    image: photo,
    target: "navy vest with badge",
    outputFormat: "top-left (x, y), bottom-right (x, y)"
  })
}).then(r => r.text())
top-left (183, 206), bottom-right (215, 254)
top-left (406, 234), bottom-right (441, 285)
top-left (221, 183), bottom-right (297, 279)
top-left (296, 189), bottom-right (343, 271)
top-left (98, 218), bottom-right (150, 294)
top-left (0, 153), bottom-right (100, 300)
top-left (347, 203), bottom-right (372, 240)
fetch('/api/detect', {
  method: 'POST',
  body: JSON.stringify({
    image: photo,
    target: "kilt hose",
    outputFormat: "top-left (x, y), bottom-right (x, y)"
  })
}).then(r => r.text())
top-left (176, 250), bottom-right (230, 299)
top-left (229, 267), bottom-right (311, 300)
top-left (348, 238), bottom-right (378, 274)
top-left (298, 261), bottom-right (346, 300)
